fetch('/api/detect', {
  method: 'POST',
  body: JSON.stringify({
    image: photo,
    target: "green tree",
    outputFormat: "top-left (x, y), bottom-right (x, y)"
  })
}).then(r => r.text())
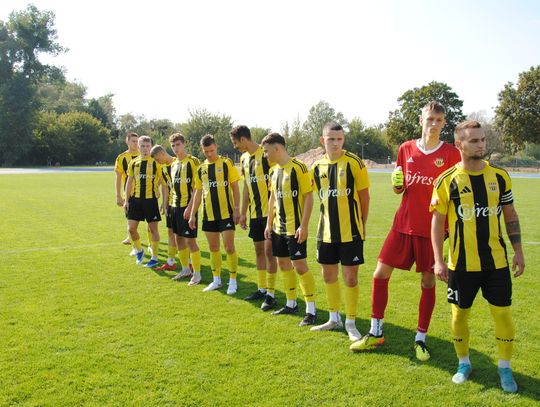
top-left (302, 100), bottom-right (347, 144)
top-left (0, 4), bottom-right (64, 165)
top-left (282, 116), bottom-right (311, 156)
top-left (467, 111), bottom-right (505, 158)
top-left (386, 81), bottom-right (466, 145)
top-left (180, 109), bottom-right (234, 160)
top-left (344, 119), bottom-right (392, 161)
top-left (36, 79), bottom-right (87, 114)
top-left (494, 66), bottom-right (540, 151)
top-left (250, 126), bottom-right (271, 143)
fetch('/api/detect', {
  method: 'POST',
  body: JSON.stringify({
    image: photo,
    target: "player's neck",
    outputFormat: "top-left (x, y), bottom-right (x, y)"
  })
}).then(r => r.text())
top-left (128, 148), bottom-right (139, 155)
top-left (246, 141), bottom-right (259, 154)
top-left (326, 150), bottom-right (343, 161)
top-left (176, 152), bottom-right (187, 160)
top-left (461, 157), bottom-right (486, 172)
top-left (164, 155), bottom-right (174, 164)
top-left (418, 134), bottom-right (440, 150)
top-left (207, 156), bottom-right (219, 163)
top-left (277, 154), bottom-right (290, 166)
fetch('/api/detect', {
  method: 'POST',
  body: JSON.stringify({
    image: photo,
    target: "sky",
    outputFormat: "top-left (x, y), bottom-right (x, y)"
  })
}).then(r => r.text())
top-left (1, 0), bottom-right (540, 131)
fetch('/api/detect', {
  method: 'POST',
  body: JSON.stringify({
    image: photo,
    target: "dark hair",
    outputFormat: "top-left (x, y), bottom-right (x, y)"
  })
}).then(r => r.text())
top-left (139, 135), bottom-right (153, 145)
top-left (169, 133), bottom-right (185, 144)
top-left (200, 134), bottom-right (216, 147)
top-left (230, 125), bottom-right (251, 141)
top-left (454, 120), bottom-right (482, 140)
top-left (125, 132), bottom-right (139, 141)
top-left (261, 132), bottom-right (286, 147)
top-left (421, 101), bottom-right (446, 115)
top-left (323, 121), bottom-right (343, 135)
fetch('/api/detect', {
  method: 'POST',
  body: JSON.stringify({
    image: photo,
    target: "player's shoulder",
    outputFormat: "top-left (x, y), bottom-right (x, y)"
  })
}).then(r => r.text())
top-left (343, 150), bottom-right (366, 169)
top-left (487, 161), bottom-right (510, 177)
top-left (434, 164), bottom-right (460, 188)
top-left (220, 155), bottom-right (235, 166)
top-left (291, 157), bottom-right (309, 173)
top-left (188, 155), bottom-right (200, 166)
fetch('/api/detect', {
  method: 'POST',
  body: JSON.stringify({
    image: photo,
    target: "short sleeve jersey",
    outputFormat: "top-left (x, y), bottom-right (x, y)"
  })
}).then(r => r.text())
top-left (127, 156), bottom-right (162, 199)
top-left (430, 162), bottom-right (513, 272)
top-left (194, 156), bottom-right (240, 221)
top-left (240, 145), bottom-right (274, 220)
top-left (170, 155), bottom-right (200, 208)
top-left (270, 158), bottom-right (313, 236)
top-left (311, 150), bottom-right (369, 243)
top-left (392, 140), bottom-right (461, 238)
top-left (114, 150), bottom-right (139, 196)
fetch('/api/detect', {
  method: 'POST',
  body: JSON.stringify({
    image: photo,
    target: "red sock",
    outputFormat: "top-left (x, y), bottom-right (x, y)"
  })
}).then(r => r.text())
top-left (418, 286), bottom-right (436, 333)
top-left (371, 278), bottom-right (389, 319)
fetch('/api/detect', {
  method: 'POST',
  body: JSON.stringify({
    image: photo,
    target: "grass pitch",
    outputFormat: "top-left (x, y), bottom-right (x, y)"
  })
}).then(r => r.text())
top-left (1, 171), bottom-right (539, 406)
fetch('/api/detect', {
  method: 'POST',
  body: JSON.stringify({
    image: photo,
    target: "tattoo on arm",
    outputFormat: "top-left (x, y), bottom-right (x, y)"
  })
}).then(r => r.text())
top-left (506, 220), bottom-right (521, 244)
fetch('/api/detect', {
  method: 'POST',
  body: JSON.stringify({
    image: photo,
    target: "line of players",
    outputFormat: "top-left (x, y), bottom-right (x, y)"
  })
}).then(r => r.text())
top-left (114, 101), bottom-right (525, 393)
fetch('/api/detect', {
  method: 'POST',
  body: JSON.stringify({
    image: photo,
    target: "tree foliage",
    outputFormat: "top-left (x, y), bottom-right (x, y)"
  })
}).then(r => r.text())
top-left (344, 119), bottom-right (392, 161)
top-left (494, 66), bottom-right (540, 151)
top-left (302, 100), bottom-right (347, 145)
top-left (386, 81), bottom-right (466, 145)
top-left (282, 117), bottom-right (312, 156)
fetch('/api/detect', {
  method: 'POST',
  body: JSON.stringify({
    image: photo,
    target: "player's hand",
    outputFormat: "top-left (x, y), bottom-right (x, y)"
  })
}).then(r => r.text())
top-left (233, 208), bottom-right (241, 225)
top-left (160, 204), bottom-right (166, 215)
top-left (512, 251), bottom-right (525, 277)
top-left (295, 226), bottom-right (308, 244)
top-left (239, 214), bottom-right (247, 230)
top-left (183, 207), bottom-right (191, 220)
top-left (188, 216), bottom-right (196, 230)
top-left (433, 261), bottom-right (448, 283)
top-left (264, 226), bottom-right (272, 240)
top-left (116, 196), bottom-right (124, 207)
top-left (391, 166), bottom-right (404, 188)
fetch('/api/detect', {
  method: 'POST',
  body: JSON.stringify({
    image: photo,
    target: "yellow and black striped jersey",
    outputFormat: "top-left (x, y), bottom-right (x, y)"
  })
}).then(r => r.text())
top-left (270, 158), bottom-right (313, 236)
top-left (170, 155), bottom-right (200, 208)
top-left (240, 145), bottom-right (274, 220)
top-left (194, 156), bottom-right (240, 221)
top-left (114, 150), bottom-right (139, 196)
top-left (160, 162), bottom-right (173, 205)
top-left (430, 161), bottom-right (513, 272)
top-left (311, 151), bottom-right (370, 242)
top-left (127, 156), bottom-right (162, 199)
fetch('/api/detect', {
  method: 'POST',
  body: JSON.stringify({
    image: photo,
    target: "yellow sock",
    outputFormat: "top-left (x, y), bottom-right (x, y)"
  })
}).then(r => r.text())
top-left (132, 239), bottom-right (142, 251)
top-left (151, 240), bottom-right (159, 258)
top-left (147, 230), bottom-right (153, 246)
top-left (178, 248), bottom-right (190, 269)
top-left (210, 251), bottom-right (222, 277)
top-left (267, 272), bottom-right (277, 295)
top-left (451, 304), bottom-right (471, 358)
top-left (298, 271), bottom-right (316, 303)
top-left (282, 269), bottom-right (297, 301)
top-left (167, 245), bottom-right (177, 259)
top-left (344, 284), bottom-right (359, 320)
top-left (325, 280), bottom-right (341, 313)
top-left (227, 252), bottom-right (238, 279)
top-left (257, 269), bottom-right (267, 291)
top-left (191, 250), bottom-right (201, 273)
top-left (489, 304), bottom-right (515, 361)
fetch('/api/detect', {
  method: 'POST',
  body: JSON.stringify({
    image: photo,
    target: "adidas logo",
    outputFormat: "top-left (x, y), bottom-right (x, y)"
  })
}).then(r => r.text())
top-left (353, 256), bottom-right (359, 261)
top-left (184, 231), bottom-right (190, 235)
top-left (319, 173), bottom-right (328, 179)
top-left (295, 251), bottom-right (302, 256)
top-left (153, 216), bottom-right (158, 220)
top-left (407, 157), bottom-right (414, 163)
top-left (460, 186), bottom-right (472, 194)
top-left (226, 223), bottom-right (232, 227)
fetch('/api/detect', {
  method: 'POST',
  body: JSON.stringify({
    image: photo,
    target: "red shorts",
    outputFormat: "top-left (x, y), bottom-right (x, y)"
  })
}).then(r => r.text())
top-left (378, 230), bottom-right (434, 273)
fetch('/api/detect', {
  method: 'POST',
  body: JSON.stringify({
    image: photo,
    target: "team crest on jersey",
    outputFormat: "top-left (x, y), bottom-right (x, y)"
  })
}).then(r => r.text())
top-left (217, 167), bottom-right (223, 173)
top-left (339, 169), bottom-right (345, 177)
top-left (489, 181), bottom-right (498, 192)
top-left (434, 158), bottom-right (444, 167)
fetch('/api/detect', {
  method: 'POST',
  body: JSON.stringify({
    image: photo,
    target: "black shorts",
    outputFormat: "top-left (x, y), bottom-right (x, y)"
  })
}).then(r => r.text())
top-left (447, 267), bottom-right (512, 309)
top-left (171, 206), bottom-right (197, 238)
top-left (317, 239), bottom-right (364, 265)
top-left (202, 218), bottom-right (235, 233)
top-left (271, 232), bottom-right (306, 260)
top-left (249, 217), bottom-right (267, 242)
top-left (127, 197), bottom-right (161, 223)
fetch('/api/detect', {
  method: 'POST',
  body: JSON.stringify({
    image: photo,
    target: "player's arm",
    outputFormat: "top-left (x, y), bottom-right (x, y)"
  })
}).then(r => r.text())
top-left (123, 176), bottom-right (133, 212)
top-left (502, 203), bottom-right (525, 277)
top-left (188, 189), bottom-right (202, 230)
top-left (264, 191), bottom-right (275, 240)
top-left (357, 188), bottom-right (370, 238)
top-left (161, 181), bottom-right (169, 214)
top-left (431, 210), bottom-right (448, 283)
top-left (231, 180), bottom-right (241, 225)
top-left (115, 171), bottom-right (124, 206)
top-left (392, 166), bottom-right (405, 194)
top-left (296, 191), bottom-right (313, 244)
top-left (239, 179), bottom-right (249, 229)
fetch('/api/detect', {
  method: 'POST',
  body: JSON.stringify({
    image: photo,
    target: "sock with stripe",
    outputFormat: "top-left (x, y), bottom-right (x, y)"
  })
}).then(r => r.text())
top-left (344, 284), bottom-right (359, 321)
top-left (210, 251), bottom-right (222, 278)
top-left (227, 252), bottom-right (238, 279)
top-left (190, 250), bottom-right (201, 273)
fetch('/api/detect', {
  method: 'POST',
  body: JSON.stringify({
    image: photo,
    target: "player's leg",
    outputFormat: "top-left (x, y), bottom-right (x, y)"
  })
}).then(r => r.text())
top-left (203, 230), bottom-right (222, 291)
top-left (342, 265), bottom-right (362, 342)
top-left (144, 221), bottom-right (160, 268)
top-left (186, 237), bottom-right (202, 286)
top-left (414, 270), bottom-right (436, 360)
top-left (261, 233), bottom-right (281, 312)
top-left (156, 226), bottom-right (177, 272)
top-left (127, 219), bottom-right (144, 264)
top-left (293, 258), bottom-right (316, 326)
top-left (244, 239), bottom-right (267, 300)
top-left (222, 228), bottom-right (238, 295)
top-left (310, 263), bottom-right (342, 332)
top-left (171, 236), bottom-right (191, 279)
top-left (272, 255), bottom-right (298, 315)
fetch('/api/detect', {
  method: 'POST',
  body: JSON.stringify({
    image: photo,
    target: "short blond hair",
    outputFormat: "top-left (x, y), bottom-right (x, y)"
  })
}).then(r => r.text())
top-left (150, 145), bottom-right (166, 158)
top-left (454, 120), bottom-right (482, 140)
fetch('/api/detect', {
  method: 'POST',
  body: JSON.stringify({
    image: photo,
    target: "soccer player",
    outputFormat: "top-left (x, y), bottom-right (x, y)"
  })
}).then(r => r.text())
top-left (150, 144), bottom-right (179, 271)
top-left (124, 136), bottom-right (167, 268)
top-left (188, 134), bottom-right (241, 294)
top-left (114, 132), bottom-right (139, 247)
top-left (262, 133), bottom-right (317, 326)
top-left (163, 133), bottom-right (202, 286)
top-left (229, 125), bottom-right (278, 310)
top-left (431, 120), bottom-right (525, 393)
top-left (310, 122), bottom-right (370, 342)
top-left (350, 101), bottom-right (461, 359)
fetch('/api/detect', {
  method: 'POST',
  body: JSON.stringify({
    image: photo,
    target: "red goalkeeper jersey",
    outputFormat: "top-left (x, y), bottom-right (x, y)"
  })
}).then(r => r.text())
top-left (391, 139), bottom-right (461, 238)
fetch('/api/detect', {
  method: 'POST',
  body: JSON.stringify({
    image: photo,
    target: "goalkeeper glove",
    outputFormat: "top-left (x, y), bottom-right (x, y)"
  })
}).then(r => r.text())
top-left (391, 166), bottom-right (404, 188)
